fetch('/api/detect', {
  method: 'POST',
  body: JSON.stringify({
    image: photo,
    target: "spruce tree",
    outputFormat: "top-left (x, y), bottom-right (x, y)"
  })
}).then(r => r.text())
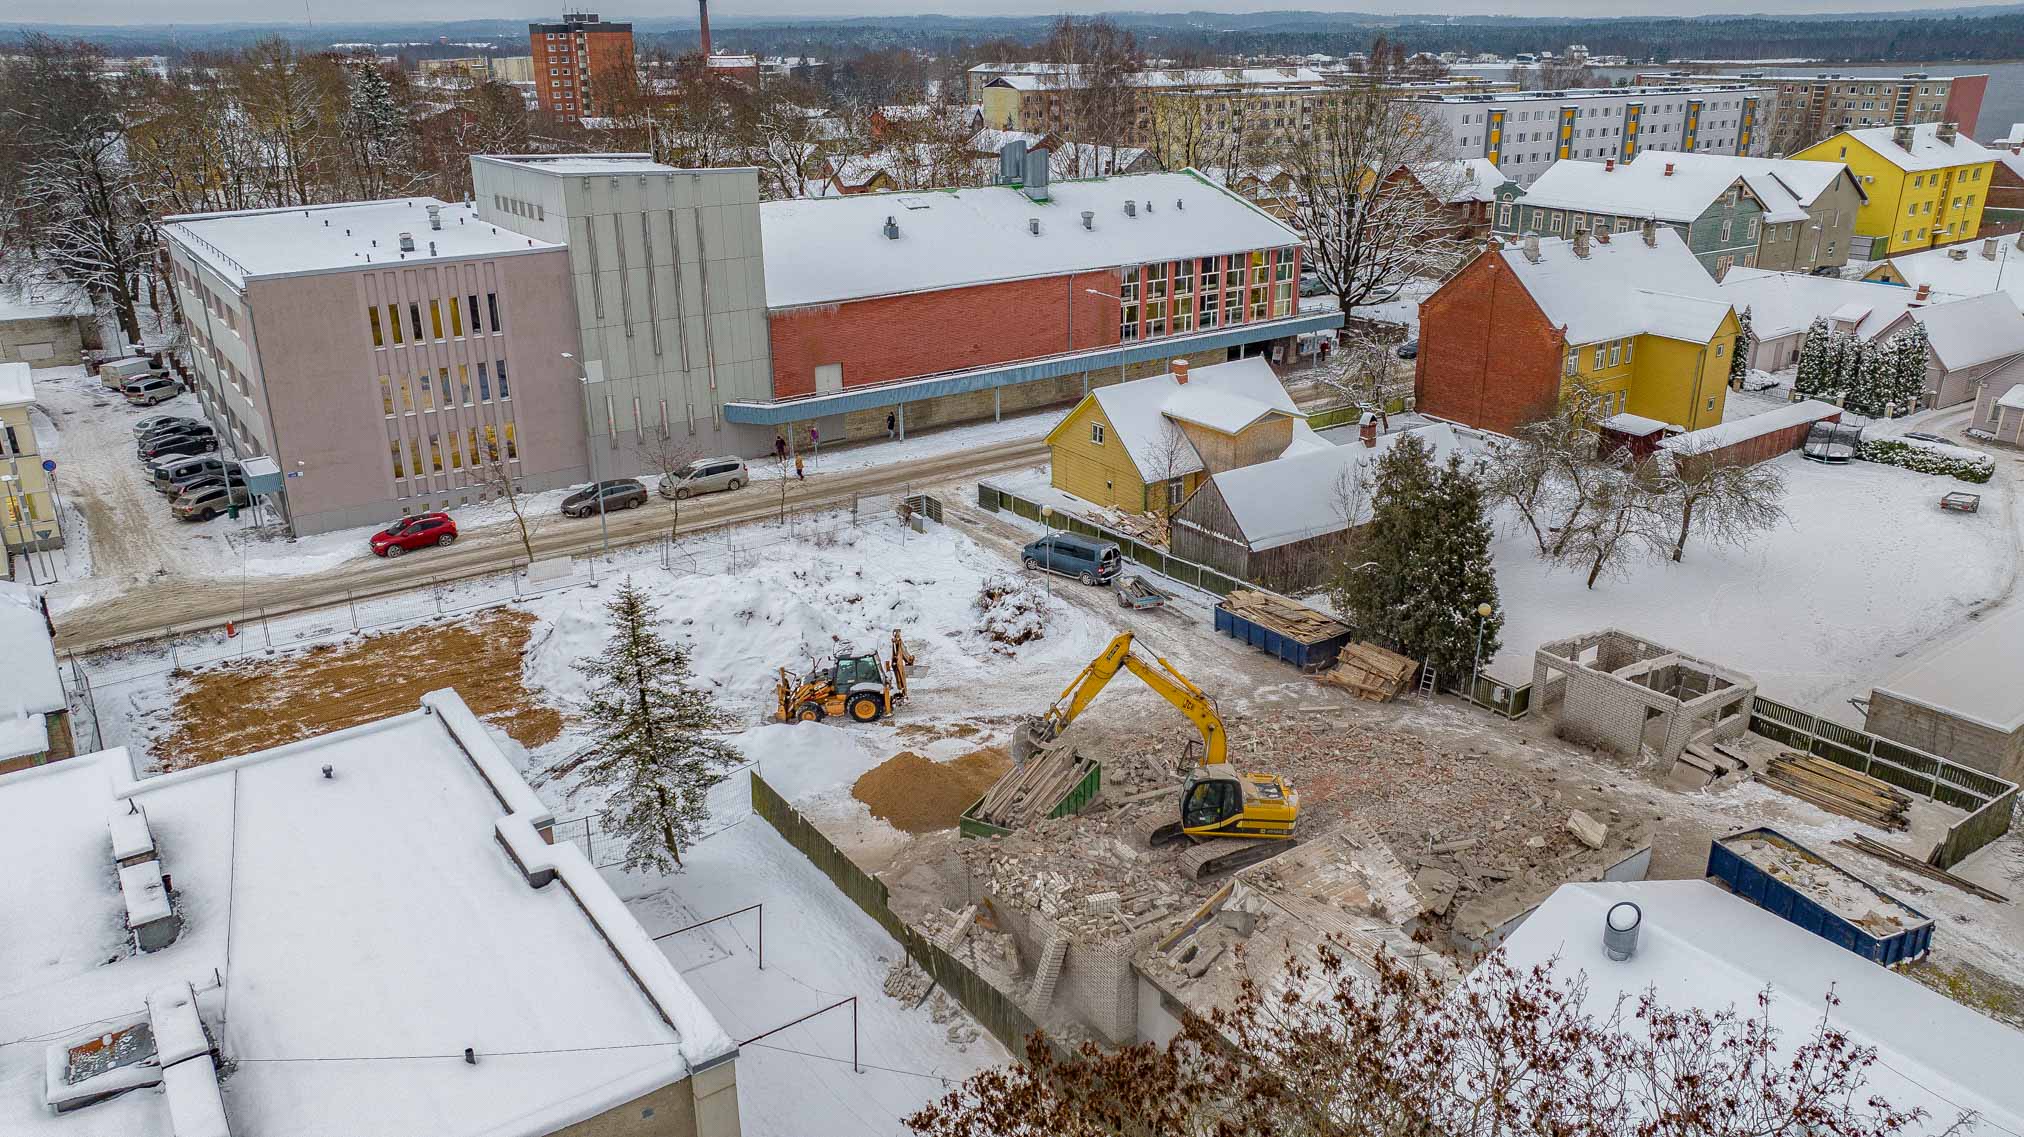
top-left (1884, 323), bottom-right (1931, 415)
top-left (572, 578), bottom-right (740, 873)
top-left (1728, 306), bottom-right (1754, 388)
top-left (1795, 318), bottom-right (1831, 396)
top-left (1844, 337), bottom-right (1885, 416)
top-left (1330, 435), bottom-right (1502, 687)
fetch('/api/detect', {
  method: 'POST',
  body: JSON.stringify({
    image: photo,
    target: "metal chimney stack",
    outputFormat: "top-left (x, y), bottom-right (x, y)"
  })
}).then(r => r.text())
top-left (1000, 139), bottom-right (1026, 186)
top-left (1603, 901), bottom-right (1642, 961)
top-left (426, 203), bottom-right (442, 231)
top-left (1022, 147), bottom-right (1049, 202)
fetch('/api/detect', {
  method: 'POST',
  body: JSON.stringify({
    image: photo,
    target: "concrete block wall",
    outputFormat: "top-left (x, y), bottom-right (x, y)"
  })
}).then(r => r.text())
top-left (1867, 692), bottom-right (2024, 782)
top-left (1534, 629), bottom-right (1755, 764)
top-left (985, 889), bottom-right (1139, 1045)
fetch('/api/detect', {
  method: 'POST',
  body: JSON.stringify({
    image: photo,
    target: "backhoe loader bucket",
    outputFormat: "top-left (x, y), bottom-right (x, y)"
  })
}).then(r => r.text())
top-left (1011, 718), bottom-right (1064, 765)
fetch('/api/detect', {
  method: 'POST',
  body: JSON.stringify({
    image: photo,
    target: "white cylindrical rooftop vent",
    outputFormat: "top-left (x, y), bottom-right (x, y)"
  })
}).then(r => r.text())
top-left (1029, 218), bottom-right (1039, 235)
top-left (1081, 211), bottom-right (1094, 230)
top-left (1603, 900), bottom-right (1641, 961)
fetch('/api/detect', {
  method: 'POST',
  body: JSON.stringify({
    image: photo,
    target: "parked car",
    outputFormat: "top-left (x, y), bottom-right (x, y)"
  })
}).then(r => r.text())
top-left (137, 430), bottom-right (217, 461)
top-left (171, 483), bottom-right (250, 522)
top-left (1901, 431), bottom-right (1950, 445)
top-left (562, 478), bottom-right (649, 518)
top-left (133, 414), bottom-right (197, 437)
top-left (658, 457), bottom-right (747, 500)
top-left (123, 376), bottom-right (182, 407)
top-left (1298, 272), bottom-right (1329, 298)
top-left (146, 453), bottom-right (214, 487)
top-left (1395, 339), bottom-right (1419, 360)
top-left (154, 456), bottom-right (240, 494)
top-left (370, 512), bottom-right (457, 557)
top-left (164, 462), bottom-right (246, 499)
top-left (137, 423), bottom-right (210, 452)
top-left (1020, 532), bottom-right (1122, 586)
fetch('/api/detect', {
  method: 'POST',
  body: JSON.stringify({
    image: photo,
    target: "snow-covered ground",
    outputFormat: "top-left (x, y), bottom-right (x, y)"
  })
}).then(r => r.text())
top-left (1486, 452), bottom-right (2014, 717)
top-left (750, 407), bottom-right (1057, 482)
top-left (1348, 276), bottom-right (1439, 337)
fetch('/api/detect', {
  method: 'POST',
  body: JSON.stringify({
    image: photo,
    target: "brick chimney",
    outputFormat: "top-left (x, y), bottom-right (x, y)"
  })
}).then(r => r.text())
top-left (1522, 234), bottom-right (1542, 263)
top-left (1641, 218), bottom-right (1658, 247)
top-left (1914, 282), bottom-right (1933, 302)
top-left (1937, 121), bottom-right (1958, 144)
top-left (1359, 411), bottom-right (1379, 448)
top-left (1573, 229), bottom-right (1591, 258)
top-left (1893, 124), bottom-right (1916, 150)
top-left (1596, 229), bottom-right (1612, 245)
top-left (1663, 161), bottom-right (1675, 177)
top-left (1605, 158), bottom-right (1616, 172)
top-left (698, 0), bottom-right (713, 57)
top-left (1171, 358), bottom-right (1189, 385)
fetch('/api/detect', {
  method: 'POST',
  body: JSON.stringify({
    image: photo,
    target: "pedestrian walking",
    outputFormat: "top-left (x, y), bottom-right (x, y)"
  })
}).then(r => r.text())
top-left (885, 412), bottom-right (896, 440)
top-left (794, 453), bottom-right (805, 480)
top-left (773, 433), bottom-right (787, 461)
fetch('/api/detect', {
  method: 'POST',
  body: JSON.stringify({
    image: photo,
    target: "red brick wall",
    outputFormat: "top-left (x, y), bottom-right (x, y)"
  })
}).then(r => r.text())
top-left (767, 270), bottom-right (1125, 399)
top-left (1945, 74), bottom-right (1989, 139)
top-left (1413, 249), bottom-right (1565, 435)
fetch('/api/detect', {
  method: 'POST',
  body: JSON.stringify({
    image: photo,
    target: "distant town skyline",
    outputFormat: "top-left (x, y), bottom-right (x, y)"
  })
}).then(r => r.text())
top-left (12, 0), bottom-right (2024, 28)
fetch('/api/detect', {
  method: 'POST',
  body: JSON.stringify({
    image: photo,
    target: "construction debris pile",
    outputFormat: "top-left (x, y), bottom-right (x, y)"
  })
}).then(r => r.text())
top-left (966, 744), bottom-right (1098, 831)
top-left (922, 904), bottom-right (1023, 978)
top-left (1730, 833), bottom-right (1926, 934)
top-left (957, 807), bottom-right (1211, 949)
top-left (1314, 642), bottom-right (1419, 702)
top-left (1758, 752), bottom-right (1911, 830)
top-left (1221, 590), bottom-right (1351, 645)
top-left (882, 956), bottom-right (985, 1051)
top-left (974, 576), bottom-right (1048, 649)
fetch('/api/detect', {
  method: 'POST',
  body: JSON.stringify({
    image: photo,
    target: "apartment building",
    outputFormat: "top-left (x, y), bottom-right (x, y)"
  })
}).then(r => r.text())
top-left (979, 66), bottom-right (1351, 164)
top-left (1410, 84), bottom-right (1777, 186)
top-left (527, 11), bottom-right (634, 120)
top-left (0, 364), bottom-right (61, 568)
top-left (470, 154), bottom-right (776, 468)
top-left (1495, 150), bottom-right (1862, 275)
top-left (161, 198), bottom-right (588, 535)
top-left (1638, 72), bottom-right (1987, 150)
top-left (743, 163), bottom-right (1340, 446)
top-left (1417, 226), bottom-right (1739, 435)
top-left (1793, 122), bottom-right (1997, 258)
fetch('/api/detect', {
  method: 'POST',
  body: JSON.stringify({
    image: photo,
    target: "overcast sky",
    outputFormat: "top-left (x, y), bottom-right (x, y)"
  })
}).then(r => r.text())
top-left (10, 0), bottom-right (2024, 26)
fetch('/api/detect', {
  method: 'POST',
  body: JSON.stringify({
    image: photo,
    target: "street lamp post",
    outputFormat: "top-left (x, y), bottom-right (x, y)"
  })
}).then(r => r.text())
top-left (1037, 505), bottom-right (1055, 600)
top-left (1084, 288), bottom-right (1129, 387)
top-left (561, 352), bottom-right (610, 556)
top-left (1471, 601), bottom-right (1495, 700)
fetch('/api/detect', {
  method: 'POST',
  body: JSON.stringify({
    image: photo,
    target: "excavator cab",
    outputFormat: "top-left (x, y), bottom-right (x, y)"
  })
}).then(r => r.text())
top-left (1180, 765), bottom-right (1298, 841)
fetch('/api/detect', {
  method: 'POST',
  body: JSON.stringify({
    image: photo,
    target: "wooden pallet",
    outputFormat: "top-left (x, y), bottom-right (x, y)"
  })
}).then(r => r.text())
top-left (1221, 590), bottom-right (1350, 644)
top-left (1758, 752), bottom-right (1910, 830)
top-left (972, 746), bottom-right (1095, 829)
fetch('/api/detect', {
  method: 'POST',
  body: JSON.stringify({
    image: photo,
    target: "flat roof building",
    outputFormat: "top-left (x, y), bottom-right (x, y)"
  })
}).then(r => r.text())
top-left (1409, 84), bottom-right (1777, 186)
top-left (527, 11), bottom-right (635, 121)
top-left (1638, 71), bottom-right (1987, 151)
top-left (162, 198), bottom-right (588, 535)
top-left (0, 689), bottom-right (739, 1136)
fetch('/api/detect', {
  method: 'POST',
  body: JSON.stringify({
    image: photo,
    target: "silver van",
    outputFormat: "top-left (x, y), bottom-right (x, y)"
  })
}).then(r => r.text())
top-left (658, 456), bottom-right (748, 500)
top-left (123, 376), bottom-right (182, 406)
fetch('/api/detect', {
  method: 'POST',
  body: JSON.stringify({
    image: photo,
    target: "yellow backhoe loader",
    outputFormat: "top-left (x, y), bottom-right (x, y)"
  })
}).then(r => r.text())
top-left (775, 630), bottom-right (913, 724)
top-left (1015, 631), bottom-right (1300, 878)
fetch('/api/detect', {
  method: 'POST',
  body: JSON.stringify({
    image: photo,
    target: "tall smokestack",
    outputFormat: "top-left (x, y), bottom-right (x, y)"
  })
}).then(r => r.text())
top-left (698, 0), bottom-right (713, 57)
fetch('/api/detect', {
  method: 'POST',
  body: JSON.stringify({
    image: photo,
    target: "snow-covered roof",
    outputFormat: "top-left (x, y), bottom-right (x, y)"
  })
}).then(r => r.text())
top-left (0, 580), bottom-right (62, 718)
top-left (759, 171), bottom-right (1301, 309)
top-left (1658, 398), bottom-right (1840, 454)
top-left (1498, 880), bottom-right (2024, 1135)
top-left (1999, 384), bottom-right (2024, 410)
top-left (1500, 228), bottom-right (1735, 345)
top-left (0, 691), bottom-right (733, 1137)
top-left (1996, 122), bottom-right (2024, 145)
top-left (478, 152), bottom-right (672, 176)
top-left (0, 712), bottom-right (46, 761)
top-left (163, 198), bottom-right (560, 286)
top-left (986, 66), bottom-right (1324, 92)
top-left (1878, 589), bottom-right (2024, 732)
top-left (1079, 356), bottom-right (1302, 480)
top-left (1900, 291), bottom-right (2024, 370)
top-left (1411, 158), bottom-right (1512, 204)
top-left (1717, 267), bottom-right (1919, 340)
top-left (1880, 237), bottom-right (2024, 308)
top-left (1516, 151), bottom-right (1809, 225)
top-left (1841, 122), bottom-right (1998, 173)
top-left (0, 287), bottom-right (90, 324)
top-left (1599, 411), bottom-right (1669, 435)
top-left (1206, 422), bottom-right (1460, 550)
top-left (0, 360), bottom-right (35, 406)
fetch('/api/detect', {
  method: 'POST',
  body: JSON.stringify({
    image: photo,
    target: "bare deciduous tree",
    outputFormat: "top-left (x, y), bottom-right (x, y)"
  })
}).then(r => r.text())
top-left (1654, 444), bottom-right (1789, 563)
top-left (636, 437), bottom-right (705, 544)
top-left (1556, 462), bottom-right (1666, 590)
top-left (473, 441), bottom-right (537, 566)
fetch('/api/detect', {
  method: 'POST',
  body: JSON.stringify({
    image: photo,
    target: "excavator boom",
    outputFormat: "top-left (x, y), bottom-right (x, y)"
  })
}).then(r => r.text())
top-left (1015, 632), bottom-right (1225, 765)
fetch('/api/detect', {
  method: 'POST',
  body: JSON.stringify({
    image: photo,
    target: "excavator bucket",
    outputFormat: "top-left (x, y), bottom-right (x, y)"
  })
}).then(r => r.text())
top-left (1010, 718), bottom-right (1065, 765)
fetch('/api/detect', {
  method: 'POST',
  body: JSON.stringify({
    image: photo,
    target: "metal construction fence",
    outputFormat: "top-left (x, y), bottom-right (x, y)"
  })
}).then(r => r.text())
top-left (1749, 696), bottom-right (2018, 869)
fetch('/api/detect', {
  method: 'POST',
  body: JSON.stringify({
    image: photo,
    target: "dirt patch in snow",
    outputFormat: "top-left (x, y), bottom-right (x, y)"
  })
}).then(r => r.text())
top-left (853, 747), bottom-right (1012, 834)
top-left (153, 608), bottom-right (562, 769)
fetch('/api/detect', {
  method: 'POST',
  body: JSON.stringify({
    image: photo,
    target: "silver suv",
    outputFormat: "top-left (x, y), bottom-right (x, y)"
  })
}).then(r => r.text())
top-left (658, 456), bottom-right (748, 500)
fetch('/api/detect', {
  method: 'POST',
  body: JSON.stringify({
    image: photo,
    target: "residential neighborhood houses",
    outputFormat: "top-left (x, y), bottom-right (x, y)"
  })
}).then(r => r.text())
top-left (12, 14), bottom-right (2024, 1137)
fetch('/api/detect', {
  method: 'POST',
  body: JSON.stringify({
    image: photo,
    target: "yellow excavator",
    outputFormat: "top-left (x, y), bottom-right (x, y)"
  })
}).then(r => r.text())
top-left (1015, 631), bottom-right (1300, 878)
top-left (775, 630), bottom-right (913, 724)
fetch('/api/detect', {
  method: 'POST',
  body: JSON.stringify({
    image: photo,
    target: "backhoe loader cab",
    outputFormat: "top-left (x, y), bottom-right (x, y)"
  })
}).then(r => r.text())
top-left (776, 630), bottom-right (913, 724)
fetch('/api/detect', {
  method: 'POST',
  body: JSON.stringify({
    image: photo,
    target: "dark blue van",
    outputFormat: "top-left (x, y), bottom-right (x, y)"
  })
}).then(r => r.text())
top-left (1021, 532), bottom-right (1122, 585)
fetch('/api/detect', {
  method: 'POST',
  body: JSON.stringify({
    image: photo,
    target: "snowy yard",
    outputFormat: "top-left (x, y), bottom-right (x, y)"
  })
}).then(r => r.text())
top-left (1485, 452), bottom-right (2015, 717)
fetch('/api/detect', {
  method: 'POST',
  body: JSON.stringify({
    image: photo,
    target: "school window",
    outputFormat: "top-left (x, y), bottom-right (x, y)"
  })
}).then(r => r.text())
top-left (399, 378), bottom-right (413, 411)
top-left (1747, 218), bottom-right (1759, 239)
top-left (448, 431), bottom-right (463, 471)
top-left (1593, 345), bottom-right (1606, 370)
top-left (408, 303), bottom-right (423, 341)
top-left (388, 304), bottom-right (404, 345)
top-left (468, 294), bottom-right (482, 332)
top-left (1608, 342), bottom-right (1621, 367)
top-left (1550, 213), bottom-right (1564, 234)
top-left (418, 372), bottom-right (434, 410)
top-left (449, 297), bottom-right (464, 337)
top-left (458, 364), bottom-right (471, 404)
top-left (477, 361), bottom-right (491, 400)
top-left (486, 293), bottom-right (501, 332)
top-left (505, 424), bottom-right (518, 459)
top-left (1720, 219), bottom-right (1733, 241)
top-left (390, 439), bottom-right (405, 478)
top-left (496, 359), bottom-right (510, 398)
top-left (1199, 256), bottom-right (1219, 293)
top-left (1090, 422), bottom-right (1105, 445)
top-left (368, 306), bottom-right (384, 347)
top-left (409, 439), bottom-right (422, 473)
top-left (429, 299), bottom-right (444, 339)
top-left (1497, 202), bottom-right (1512, 228)
top-left (379, 376), bottom-right (393, 415)
top-left (1623, 339), bottom-right (1633, 365)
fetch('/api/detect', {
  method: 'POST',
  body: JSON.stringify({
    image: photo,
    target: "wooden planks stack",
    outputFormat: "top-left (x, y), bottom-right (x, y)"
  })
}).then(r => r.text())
top-left (1833, 833), bottom-right (2010, 903)
top-left (1758, 752), bottom-right (1911, 830)
top-left (972, 745), bottom-right (1096, 829)
top-left (1222, 590), bottom-right (1350, 644)
top-left (1314, 642), bottom-right (1419, 702)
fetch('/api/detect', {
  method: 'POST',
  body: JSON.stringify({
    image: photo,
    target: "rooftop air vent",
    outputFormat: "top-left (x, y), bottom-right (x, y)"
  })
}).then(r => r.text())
top-left (398, 232), bottom-right (415, 253)
top-left (1081, 210), bottom-right (1094, 230)
top-left (883, 216), bottom-right (899, 240)
top-left (1029, 218), bottom-right (1039, 235)
top-left (427, 203), bottom-right (442, 231)
top-left (1603, 901), bottom-right (1641, 961)
top-left (1124, 200), bottom-right (1137, 218)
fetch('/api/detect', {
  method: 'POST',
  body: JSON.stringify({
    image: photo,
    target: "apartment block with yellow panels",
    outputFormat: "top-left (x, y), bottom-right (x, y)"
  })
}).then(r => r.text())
top-left (1794, 122), bottom-right (1996, 258)
top-left (0, 363), bottom-right (63, 564)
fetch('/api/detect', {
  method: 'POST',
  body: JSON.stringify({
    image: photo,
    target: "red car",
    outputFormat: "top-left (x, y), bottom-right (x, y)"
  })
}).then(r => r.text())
top-left (370, 512), bottom-right (458, 557)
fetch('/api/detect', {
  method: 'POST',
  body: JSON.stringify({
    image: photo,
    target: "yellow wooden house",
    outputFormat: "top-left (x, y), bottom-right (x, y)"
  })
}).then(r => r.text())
top-left (1792, 122), bottom-right (1996, 258)
top-left (1046, 355), bottom-right (1314, 513)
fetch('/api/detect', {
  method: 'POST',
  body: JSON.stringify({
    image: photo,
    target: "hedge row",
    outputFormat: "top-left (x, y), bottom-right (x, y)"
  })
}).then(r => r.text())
top-left (1858, 439), bottom-right (1995, 484)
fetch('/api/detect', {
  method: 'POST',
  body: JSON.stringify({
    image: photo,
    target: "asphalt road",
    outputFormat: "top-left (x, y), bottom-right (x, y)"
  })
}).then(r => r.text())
top-left (54, 438), bottom-right (1052, 653)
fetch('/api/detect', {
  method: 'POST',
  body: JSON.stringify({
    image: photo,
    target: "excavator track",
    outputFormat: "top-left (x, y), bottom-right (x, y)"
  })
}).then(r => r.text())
top-left (1176, 837), bottom-right (1299, 880)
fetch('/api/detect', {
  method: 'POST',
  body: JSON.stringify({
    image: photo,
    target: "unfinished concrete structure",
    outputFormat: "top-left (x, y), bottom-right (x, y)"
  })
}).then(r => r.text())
top-left (1532, 629), bottom-right (1756, 764)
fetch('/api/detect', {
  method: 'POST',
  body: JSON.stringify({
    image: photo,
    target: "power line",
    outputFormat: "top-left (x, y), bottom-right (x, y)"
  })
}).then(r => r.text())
top-left (232, 1040), bottom-right (682, 1064)
top-left (746, 1040), bottom-right (959, 1085)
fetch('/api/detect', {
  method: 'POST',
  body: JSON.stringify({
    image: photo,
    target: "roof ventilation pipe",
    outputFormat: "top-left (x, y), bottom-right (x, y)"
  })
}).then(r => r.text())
top-left (398, 232), bottom-right (416, 252)
top-left (1124, 200), bottom-right (1136, 218)
top-left (1894, 124), bottom-right (1916, 150)
top-left (427, 203), bottom-right (443, 230)
top-left (1081, 211), bottom-right (1094, 230)
top-left (1522, 234), bottom-right (1541, 263)
top-left (1029, 218), bottom-right (1040, 236)
top-left (1986, 238), bottom-right (2001, 260)
top-left (1023, 148), bottom-right (1049, 201)
top-left (429, 241), bottom-right (437, 256)
top-left (1603, 901), bottom-right (1641, 961)
top-left (883, 216), bottom-right (899, 240)
top-left (1176, 198), bottom-right (1184, 210)
top-left (1937, 121), bottom-right (1958, 144)
top-left (1573, 229), bottom-right (1590, 259)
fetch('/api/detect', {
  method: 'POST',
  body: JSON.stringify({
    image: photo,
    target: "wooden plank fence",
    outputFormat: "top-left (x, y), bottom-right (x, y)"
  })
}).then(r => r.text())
top-left (1748, 696), bottom-right (2018, 869)
top-left (750, 772), bottom-right (1045, 1056)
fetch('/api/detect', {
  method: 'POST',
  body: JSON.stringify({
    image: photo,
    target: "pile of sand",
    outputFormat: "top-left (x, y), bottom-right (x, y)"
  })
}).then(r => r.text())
top-left (853, 747), bottom-right (1012, 834)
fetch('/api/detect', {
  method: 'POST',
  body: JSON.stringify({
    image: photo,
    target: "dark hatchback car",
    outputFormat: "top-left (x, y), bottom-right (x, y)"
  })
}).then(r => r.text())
top-left (137, 430), bottom-right (218, 461)
top-left (561, 478), bottom-right (650, 518)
